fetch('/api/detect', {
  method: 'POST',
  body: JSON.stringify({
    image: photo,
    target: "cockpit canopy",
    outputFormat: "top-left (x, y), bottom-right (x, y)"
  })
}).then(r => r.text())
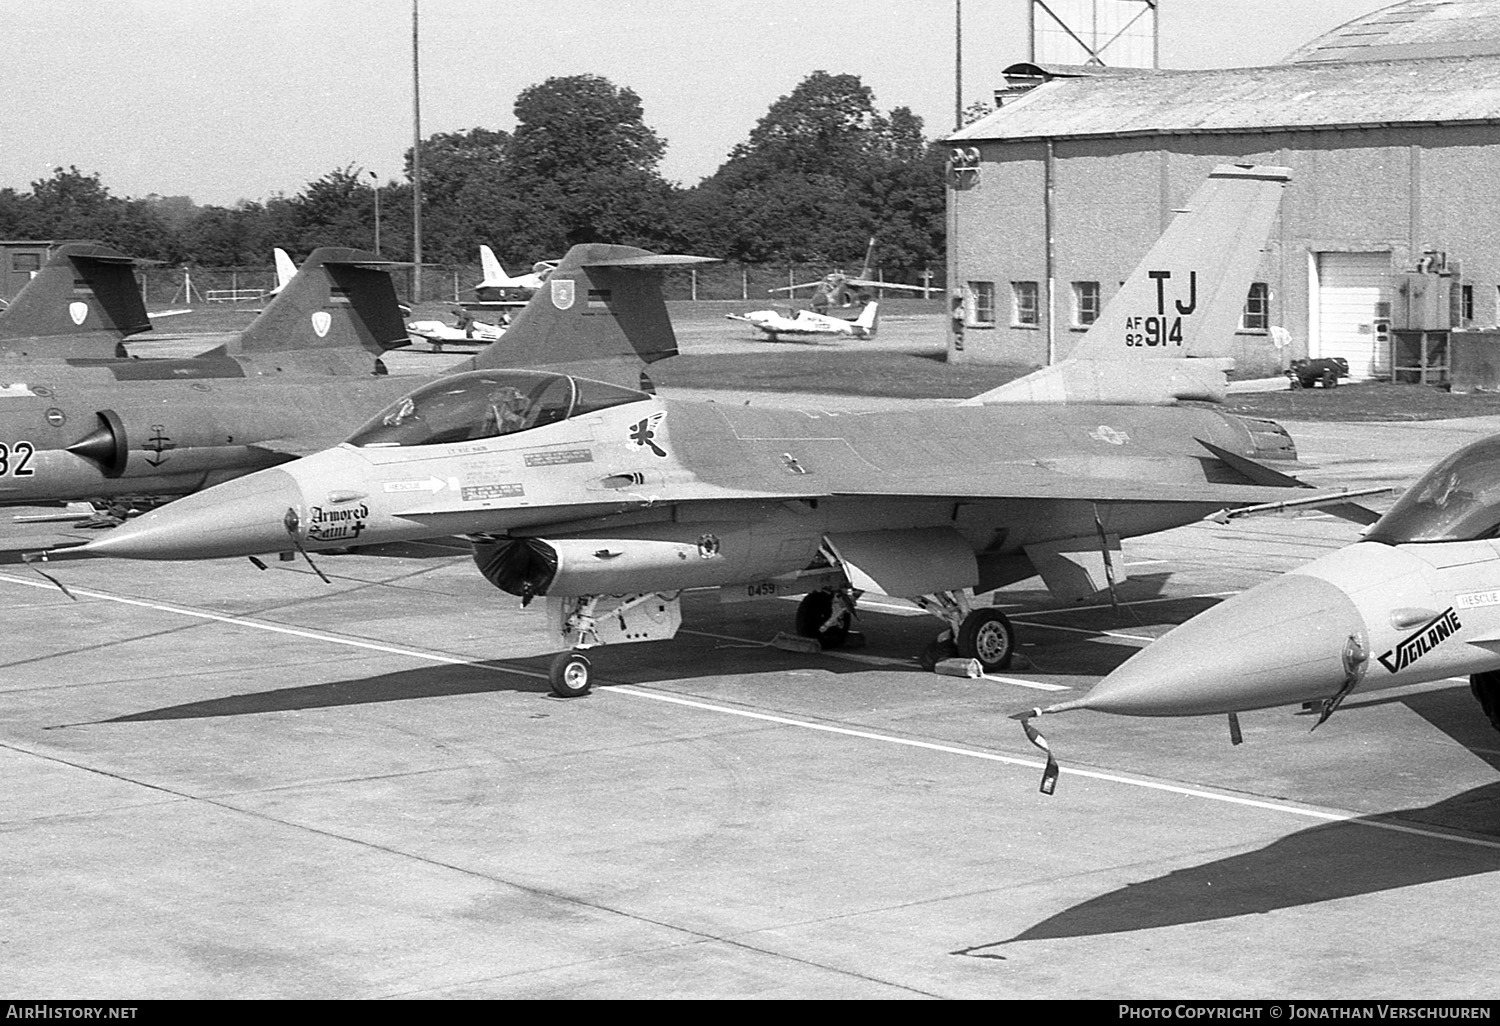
top-left (1366, 434), bottom-right (1500, 544)
top-left (346, 370), bottom-right (650, 448)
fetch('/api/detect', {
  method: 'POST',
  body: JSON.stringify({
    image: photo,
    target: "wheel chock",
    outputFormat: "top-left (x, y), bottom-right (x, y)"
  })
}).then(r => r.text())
top-left (934, 657), bottom-right (983, 678)
top-left (771, 632), bottom-right (823, 653)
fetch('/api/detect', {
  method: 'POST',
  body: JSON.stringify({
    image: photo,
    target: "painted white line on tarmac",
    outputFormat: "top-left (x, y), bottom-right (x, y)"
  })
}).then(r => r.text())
top-left (8, 573), bottom-right (1497, 853)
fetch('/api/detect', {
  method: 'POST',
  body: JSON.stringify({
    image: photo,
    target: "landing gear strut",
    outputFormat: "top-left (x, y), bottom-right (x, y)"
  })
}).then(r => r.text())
top-left (915, 591), bottom-right (1015, 672)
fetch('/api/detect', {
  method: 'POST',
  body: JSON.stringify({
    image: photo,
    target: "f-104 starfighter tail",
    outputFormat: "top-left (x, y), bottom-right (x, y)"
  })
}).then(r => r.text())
top-left (0, 241), bottom-right (151, 359)
top-left (230, 247), bottom-right (411, 363)
top-left (461, 244), bottom-right (719, 388)
top-left (970, 164), bottom-right (1290, 405)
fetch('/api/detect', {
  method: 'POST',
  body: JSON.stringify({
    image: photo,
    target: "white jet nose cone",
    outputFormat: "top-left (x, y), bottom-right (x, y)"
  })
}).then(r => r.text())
top-left (1078, 573), bottom-right (1368, 716)
top-left (79, 468), bottom-right (305, 561)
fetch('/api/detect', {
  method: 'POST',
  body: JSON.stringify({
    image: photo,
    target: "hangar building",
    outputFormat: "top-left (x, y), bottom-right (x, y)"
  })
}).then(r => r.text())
top-left (945, 0), bottom-right (1500, 381)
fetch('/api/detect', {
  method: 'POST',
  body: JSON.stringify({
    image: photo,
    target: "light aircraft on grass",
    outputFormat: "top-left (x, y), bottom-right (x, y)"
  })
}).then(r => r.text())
top-left (406, 308), bottom-right (507, 351)
top-left (55, 165), bottom-right (1378, 700)
top-left (1016, 431), bottom-right (1500, 791)
top-left (726, 301), bottom-right (879, 342)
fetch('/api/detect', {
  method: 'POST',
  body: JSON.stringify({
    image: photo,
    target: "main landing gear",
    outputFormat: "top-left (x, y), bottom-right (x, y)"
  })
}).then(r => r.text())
top-left (793, 586), bottom-right (1015, 673)
top-left (794, 589), bottom-right (857, 649)
top-left (915, 591), bottom-right (1015, 673)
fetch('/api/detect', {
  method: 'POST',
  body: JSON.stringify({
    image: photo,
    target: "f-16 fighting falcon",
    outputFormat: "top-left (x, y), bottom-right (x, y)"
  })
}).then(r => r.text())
top-left (48, 165), bottom-right (1374, 700)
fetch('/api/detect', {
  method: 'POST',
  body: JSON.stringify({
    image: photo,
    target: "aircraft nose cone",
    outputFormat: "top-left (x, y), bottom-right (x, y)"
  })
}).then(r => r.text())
top-left (79, 468), bottom-right (305, 561)
top-left (1078, 573), bottom-right (1367, 716)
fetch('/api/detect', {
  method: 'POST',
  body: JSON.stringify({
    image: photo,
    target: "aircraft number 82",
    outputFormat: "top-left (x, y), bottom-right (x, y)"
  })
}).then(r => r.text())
top-left (1124, 315), bottom-right (1183, 347)
top-left (0, 441), bottom-right (36, 476)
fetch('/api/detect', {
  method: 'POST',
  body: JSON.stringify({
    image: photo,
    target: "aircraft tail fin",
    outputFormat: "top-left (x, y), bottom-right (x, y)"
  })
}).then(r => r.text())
top-left (854, 301), bottom-right (879, 336)
top-left (859, 237), bottom-right (878, 281)
top-left (459, 243), bottom-right (719, 388)
top-left (968, 164), bottom-right (1290, 405)
top-left (0, 241), bottom-right (151, 358)
top-left (231, 246), bottom-right (409, 360)
top-left (478, 244), bottom-right (512, 287)
top-left (269, 248), bottom-right (298, 296)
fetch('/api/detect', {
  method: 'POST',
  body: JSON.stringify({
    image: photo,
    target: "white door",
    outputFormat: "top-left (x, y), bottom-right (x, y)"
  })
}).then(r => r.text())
top-left (1315, 252), bottom-right (1392, 380)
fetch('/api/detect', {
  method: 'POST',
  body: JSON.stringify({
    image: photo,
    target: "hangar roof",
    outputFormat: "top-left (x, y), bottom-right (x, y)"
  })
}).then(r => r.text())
top-left (1287, 0), bottom-right (1500, 64)
top-left (949, 55), bottom-right (1500, 143)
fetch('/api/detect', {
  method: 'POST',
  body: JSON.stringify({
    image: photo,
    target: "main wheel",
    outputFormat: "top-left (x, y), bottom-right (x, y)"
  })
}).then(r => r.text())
top-left (549, 651), bottom-right (592, 697)
top-left (794, 591), bottom-right (851, 649)
top-left (955, 608), bottom-right (1015, 671)
top-left (1470, 669), bottom-right (1500, 733)
top-left (1321, 368), bottom-right (1338, 389)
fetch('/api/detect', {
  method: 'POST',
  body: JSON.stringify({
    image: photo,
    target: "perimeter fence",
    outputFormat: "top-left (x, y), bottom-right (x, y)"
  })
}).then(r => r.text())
top-left (134, 261), bottom-right (947, 308)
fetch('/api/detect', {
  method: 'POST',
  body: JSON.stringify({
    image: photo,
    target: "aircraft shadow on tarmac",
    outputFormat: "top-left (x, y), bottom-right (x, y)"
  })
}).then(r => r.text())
top-left (957, 689), bottom-right (1500, 957)
top-left (93, 659), bottom-right (555, 723)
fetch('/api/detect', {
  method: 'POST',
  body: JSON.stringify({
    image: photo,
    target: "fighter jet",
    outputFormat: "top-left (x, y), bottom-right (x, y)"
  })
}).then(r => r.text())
top-left (0, 245), bottom-right (714, 509)
top-left (1024, 431), bottom-right (1500, 740)
top-left (726, 301), bottom-right (879, 343)
top-left (769, 237), bottom-right (930, 312)
top-left (59, 165), bottom-right (1366, 700)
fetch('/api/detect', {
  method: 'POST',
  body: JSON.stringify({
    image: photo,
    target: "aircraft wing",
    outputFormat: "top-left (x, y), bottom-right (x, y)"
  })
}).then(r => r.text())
top-left (837, 278), bottom-right (931, 293)
top-left (768, 281), bottom-right (826, 295)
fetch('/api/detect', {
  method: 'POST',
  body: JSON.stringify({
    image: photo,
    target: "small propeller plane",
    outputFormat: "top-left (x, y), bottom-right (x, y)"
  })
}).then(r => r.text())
top-left (726, 300), bottom-right (879, 343)
top-left (405, 307), bottom-right (508, 351)
top-left (769, 238), bottom-right (930, 313)
top-left (1021, 431), bottom-right (1500, 747)
top-left (51, 165), bottom-right (1374, 700)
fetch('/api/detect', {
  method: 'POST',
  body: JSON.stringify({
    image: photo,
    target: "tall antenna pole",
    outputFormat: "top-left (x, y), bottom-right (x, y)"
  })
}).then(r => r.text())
top-left (954, 0), bottom-right (963, 128)
top-left (411, 0), bottom-right (423, 301)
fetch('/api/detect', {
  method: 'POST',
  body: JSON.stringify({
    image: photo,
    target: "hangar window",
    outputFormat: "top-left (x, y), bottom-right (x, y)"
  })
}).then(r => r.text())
top-left (12, 253), bottom-right (40, 273)
top-left (1011, 281), bottom-right (1039, 327)
top-left (1460, 285), bottom-right (1473, 327)
top-left (1072, 282), bottom-right (1100, 327)
top-left (967, 280), bottom-right (995, 326)
top-left (1241, 283), bottom-right (1269, 331)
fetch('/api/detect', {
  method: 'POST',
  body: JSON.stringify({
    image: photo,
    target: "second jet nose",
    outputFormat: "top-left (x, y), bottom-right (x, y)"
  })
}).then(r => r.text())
top-left (79, 468), bottom-right (306, 561)
top-left (1077, 573), bottom-right (1368, 717)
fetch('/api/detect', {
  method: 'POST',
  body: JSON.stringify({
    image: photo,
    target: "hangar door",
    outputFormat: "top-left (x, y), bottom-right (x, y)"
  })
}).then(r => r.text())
top-left (1314, 252), bottom-right (1392, 380)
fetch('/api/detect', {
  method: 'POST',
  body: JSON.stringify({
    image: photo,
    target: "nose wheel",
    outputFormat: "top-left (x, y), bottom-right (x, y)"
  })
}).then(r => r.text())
top-left (548, 651), bottom-right (593, 697)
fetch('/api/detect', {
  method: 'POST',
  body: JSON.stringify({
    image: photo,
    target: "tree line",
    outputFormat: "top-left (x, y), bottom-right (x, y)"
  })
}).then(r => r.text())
top-left (0, 71), bottom-right (948, 291)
